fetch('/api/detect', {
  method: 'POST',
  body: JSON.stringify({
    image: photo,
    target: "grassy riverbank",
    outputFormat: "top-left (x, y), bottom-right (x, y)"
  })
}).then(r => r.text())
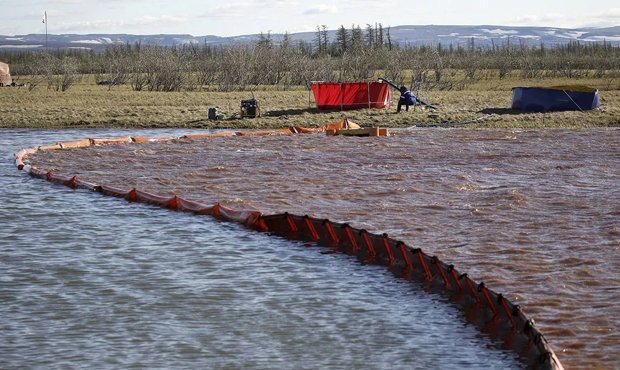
top-left (1, 74), bottom-right (618, 129)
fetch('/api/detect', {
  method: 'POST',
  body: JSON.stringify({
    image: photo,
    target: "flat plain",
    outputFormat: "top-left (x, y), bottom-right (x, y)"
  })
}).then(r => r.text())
top-left (1, 73), bottom-right (618, 129)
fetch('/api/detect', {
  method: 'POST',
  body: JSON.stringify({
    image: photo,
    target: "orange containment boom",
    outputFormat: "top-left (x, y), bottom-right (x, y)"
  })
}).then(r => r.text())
top-left (14, 129), bottom-right (563, 370)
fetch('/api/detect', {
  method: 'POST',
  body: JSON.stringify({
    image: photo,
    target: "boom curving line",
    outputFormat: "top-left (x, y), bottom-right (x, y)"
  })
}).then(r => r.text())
top-left (14, 129), bottom-right (564, 370)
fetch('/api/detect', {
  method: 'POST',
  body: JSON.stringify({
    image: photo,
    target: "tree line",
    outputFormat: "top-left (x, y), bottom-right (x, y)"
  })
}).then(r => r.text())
top-left (1, 23), bottom-right (619, 92)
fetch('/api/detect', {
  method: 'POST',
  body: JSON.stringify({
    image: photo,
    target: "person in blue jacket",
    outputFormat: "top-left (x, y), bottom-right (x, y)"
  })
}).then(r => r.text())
top-left (397, 86), bottom-right (416, 112)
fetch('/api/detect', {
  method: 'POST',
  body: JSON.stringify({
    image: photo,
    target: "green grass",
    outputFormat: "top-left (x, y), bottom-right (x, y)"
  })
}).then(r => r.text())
top-left (1, 73), bottom-right (618, 129)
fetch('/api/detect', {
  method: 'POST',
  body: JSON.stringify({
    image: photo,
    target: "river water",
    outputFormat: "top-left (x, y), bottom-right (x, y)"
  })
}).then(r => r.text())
top-left (5, 128), bottom-right (619, 369)
top-left (1, 129), bottom-right (527, 370)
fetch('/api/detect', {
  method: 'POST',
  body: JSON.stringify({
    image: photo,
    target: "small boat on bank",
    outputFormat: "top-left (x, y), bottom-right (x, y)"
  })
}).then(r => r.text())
top-left (512, 85), bottom-right (600, 112)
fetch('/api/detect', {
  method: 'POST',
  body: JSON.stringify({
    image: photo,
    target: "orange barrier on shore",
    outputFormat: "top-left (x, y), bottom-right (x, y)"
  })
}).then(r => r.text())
top-left (234, 128), bottom-right (296, 136)
top-left (14, 148), bottom-right (37, 170)
top-left (90, 136), bottom-right (133, 145)
top-left (38, 144), bottom-right (62, 151)
top-left (13, 126), bottom-right (563, 370)
top-left (59, 139), bottom-right (92, 149)
top-left (131, 136), bottom-right (177, 143)
top-left (181, 132), bottom-right (237, 139)
top-left (294, 126), bottom-right (325, 134)
top-left (28, 166), bottom-right (48, 179)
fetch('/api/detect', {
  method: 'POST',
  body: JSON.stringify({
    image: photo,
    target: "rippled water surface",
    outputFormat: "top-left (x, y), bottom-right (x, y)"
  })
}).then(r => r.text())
top-left (0, 129), bottom-right (533, 369)
top-left (24, 127), bottom-right (620, 369)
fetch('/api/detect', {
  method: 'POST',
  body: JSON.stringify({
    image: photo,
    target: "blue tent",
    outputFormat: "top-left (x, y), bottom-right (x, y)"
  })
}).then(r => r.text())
top-left (512, 86), bottom-right (600, 112)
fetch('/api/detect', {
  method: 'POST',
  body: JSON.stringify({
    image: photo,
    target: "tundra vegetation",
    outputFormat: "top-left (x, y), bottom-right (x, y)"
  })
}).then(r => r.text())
top-left (0, 24), bottom-right (619, 129)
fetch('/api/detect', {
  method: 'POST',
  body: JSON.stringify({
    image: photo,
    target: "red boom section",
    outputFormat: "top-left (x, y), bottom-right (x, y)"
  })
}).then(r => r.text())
top-left (311, 81), bottom-right (391, 110)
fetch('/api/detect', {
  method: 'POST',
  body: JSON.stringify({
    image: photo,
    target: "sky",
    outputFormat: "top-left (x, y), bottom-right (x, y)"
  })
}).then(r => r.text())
top-left (1, 0), bottom-right (619, 36)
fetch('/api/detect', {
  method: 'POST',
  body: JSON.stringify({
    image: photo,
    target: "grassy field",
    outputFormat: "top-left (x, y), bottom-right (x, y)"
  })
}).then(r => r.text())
top-left (1, 73), bottom-right (618, 129)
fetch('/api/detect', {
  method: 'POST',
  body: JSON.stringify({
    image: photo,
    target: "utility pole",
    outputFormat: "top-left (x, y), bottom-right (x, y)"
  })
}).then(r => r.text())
top-left (42, 11), bottom-right (48, 48)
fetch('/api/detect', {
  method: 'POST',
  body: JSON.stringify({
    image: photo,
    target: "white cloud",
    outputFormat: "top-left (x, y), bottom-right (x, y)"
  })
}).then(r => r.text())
top-left (255, 0), bottom-right (299, 6)
top-left (514, 8), bottom-right (620, 28)
top-left (37, 0), bottom-right (152, 3)
top-left (303, 4), bottom-right (338, 15)
top-left (139, 15), bottom-right (188, 25)
top-left (280, 23), bottom-right (316, 33)
top-left (339, 0), bottom-right (386, 9)
top-left (51, 15), bottom-right (189, 33)
top-left (585, 7), bottom-right (620, 27)
top-left (46, 0), bottom-right (87, 3)
top-left (514, 13), bottom-right (566, 26)
top-left (0, 26), bottom-right (20, 35)
top-left (201, 3), bottom-right (252, 18)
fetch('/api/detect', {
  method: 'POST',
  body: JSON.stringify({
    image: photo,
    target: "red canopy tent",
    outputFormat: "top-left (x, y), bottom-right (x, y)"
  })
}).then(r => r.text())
top-left (311, 81), bottom-right (391, 110)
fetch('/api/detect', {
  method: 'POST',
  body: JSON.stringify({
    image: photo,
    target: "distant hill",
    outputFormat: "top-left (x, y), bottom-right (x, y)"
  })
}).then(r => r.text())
top-left (1, 25), bottom-right (619, 51)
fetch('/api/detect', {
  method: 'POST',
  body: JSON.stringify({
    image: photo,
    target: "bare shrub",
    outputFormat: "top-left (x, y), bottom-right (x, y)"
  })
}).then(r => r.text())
top-left (100, 44), bottom-right (131, 90)
top-left (216, 45), bottom-right (250, 91)
top-left (39, 54), bottom-right (79, 92)
top-left (383, 49), bottom-right (405, 86)
top-left (128, 46), bottom-right (184, 92)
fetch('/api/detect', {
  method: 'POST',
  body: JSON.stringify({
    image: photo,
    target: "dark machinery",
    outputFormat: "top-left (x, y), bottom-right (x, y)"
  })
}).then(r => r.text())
top-left (208, 107), bottom-right (224, 120)
top-left (240, 99), bottom-right (261, 118)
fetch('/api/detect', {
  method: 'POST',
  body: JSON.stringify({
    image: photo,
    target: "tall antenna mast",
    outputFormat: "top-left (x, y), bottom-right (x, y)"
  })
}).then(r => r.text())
top-left (42, 11), bottom-right (48, 48)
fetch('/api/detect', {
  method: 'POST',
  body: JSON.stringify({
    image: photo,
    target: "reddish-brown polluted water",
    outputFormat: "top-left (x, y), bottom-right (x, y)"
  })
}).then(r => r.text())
top-left (29, 128), bottom-right (620, 369)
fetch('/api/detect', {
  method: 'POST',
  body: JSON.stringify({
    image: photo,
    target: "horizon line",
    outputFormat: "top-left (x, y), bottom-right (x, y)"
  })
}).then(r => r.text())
top-left (1, 23), bottom-right (618, 38)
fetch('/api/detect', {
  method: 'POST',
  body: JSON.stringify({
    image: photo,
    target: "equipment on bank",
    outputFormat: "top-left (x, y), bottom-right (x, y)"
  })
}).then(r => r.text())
top-left (511, 86), bottom-right (600, 112)
top-left (240, 99), bottom-right (261, 118)
top-left (208, 107), bottom-right (224, 120)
